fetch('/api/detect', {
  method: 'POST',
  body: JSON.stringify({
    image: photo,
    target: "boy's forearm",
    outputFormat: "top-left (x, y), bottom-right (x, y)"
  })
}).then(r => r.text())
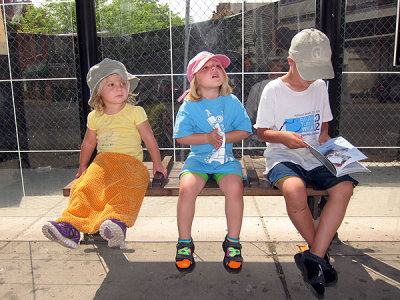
top-left (258, 128), bottom-right (306, 149)
top-left (320, 122), bottom-right (329, 136)
top-left (257, 128), bottom-right (283, 143)
top-left (225, 130), bottom-right (250, 143)
top-left (319, 122), bottom-right (331, 144)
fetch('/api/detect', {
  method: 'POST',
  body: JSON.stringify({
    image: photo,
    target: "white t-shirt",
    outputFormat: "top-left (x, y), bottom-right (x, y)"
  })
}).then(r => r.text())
top-left (254, 78), bottom-right (333, 174)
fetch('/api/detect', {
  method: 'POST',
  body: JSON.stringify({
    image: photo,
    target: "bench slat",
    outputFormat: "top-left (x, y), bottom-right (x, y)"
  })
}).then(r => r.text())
top-left (62, 156), bottom-right (328, 220)
top-left (242, 155), bottom-right (260, 187)
top-left (151, 155), bottom-right (174, 188)
top-left (63, 156), bottom-right (328, 200)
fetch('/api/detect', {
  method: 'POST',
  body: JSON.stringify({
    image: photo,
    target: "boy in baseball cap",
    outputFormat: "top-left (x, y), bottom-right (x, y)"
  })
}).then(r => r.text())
top-left (254, 28), bottom-right (358, 298)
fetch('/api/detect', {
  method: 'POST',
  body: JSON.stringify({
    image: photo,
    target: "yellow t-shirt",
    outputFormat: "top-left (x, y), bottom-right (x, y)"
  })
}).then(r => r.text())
top-left (87, 104), bottom-right (148, 161)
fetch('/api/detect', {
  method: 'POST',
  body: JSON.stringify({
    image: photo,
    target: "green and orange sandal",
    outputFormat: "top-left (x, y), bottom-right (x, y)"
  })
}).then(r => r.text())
top-left (175, 240), bottom-right (196, 273)
top-left (222, 236), bottom-right (243, 274)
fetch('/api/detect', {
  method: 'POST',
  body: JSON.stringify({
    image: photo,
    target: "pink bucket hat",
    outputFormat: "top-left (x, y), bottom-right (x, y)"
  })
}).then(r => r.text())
top-left (178, 51), bottom-right (230, 102)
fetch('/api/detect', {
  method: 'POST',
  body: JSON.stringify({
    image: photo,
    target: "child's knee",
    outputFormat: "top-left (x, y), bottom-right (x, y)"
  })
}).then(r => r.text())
top-left (329, 181), bottom-right (354, 199)
top-left (282, 185), bottom-right (308, 213)
top-left (226, 181), bottom-right (243, 196)
top-left (179, 185), bottom-right (199, 199)
top-left (222, 180), bottom-right (243, 197)
top-left (282, 182), bottom-right (307, 201)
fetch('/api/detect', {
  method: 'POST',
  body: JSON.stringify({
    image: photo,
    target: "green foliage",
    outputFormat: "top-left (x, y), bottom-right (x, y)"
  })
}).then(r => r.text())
top-left (10, 0), bottom-right (184, 35)
top-left (98, 0), bottom-right (184, 35)
top-left (9, 2), bottom-right (76, 34)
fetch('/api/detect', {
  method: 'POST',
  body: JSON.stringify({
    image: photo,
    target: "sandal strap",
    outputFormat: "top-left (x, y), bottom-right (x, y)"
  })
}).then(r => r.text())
top-left (225, 247), bottom-right (243, 261)
top-left (223, 240), bottom-right (243, 262)
top-left (223, 239), bottom-right (242, 250)
top-left (176, 241), bottom-right (195, 262)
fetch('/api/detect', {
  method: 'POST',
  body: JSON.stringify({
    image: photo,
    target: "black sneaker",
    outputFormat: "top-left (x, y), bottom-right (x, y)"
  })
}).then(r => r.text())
top-left (294, 250), bottom-right (325, 298)
top-left (298, 245), bottom-right (338, 287)
top-left (322, 252), bottom-right (338, 286)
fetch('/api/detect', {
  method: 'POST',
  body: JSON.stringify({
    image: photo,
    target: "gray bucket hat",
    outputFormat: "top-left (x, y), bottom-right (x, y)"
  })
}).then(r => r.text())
top-left (87, 58), bottom-right (139, 107)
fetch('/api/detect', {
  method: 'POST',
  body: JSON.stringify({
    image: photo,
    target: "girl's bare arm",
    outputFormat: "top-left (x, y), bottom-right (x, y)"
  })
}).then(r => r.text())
top-left (137, 120), bottom-right (167, 178)
top-left (76, 128), bottom-right (97, 178)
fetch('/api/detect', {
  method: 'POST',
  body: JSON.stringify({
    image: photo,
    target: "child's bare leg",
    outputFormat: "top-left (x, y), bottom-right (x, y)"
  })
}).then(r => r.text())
top-left (177, 173), bottom-right (206, 240)
top-left (277, 176), bottom-right (316, 245)
top-left (219, 174), bottom-right (244, 273)
top-left (310, 181), bottom-right (353, 257)
top-left (218, 174), bottom-right (244, 239)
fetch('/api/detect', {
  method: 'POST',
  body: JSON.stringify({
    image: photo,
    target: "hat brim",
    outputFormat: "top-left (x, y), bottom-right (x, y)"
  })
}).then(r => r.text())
top-left (88, 72), bottom-right (139, 107)
top-left (296, 61), bottom-right (334, 81)
top-left (193, 54), bottom-right (231, 75)
top-left (126, 74), bottom-right (139, 93)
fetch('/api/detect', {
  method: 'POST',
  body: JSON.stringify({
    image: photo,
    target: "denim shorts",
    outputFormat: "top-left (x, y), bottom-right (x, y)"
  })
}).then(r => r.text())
top-left (268, 161), bottom-right (359, 190)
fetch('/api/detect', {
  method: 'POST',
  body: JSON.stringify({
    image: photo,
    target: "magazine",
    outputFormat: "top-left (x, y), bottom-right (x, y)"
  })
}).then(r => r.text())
top-left (305, 136), bottom-right (371, 177)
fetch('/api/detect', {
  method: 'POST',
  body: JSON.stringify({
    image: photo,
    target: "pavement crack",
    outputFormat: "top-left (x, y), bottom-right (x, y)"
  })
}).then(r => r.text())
top-left (253, 197), bottom-right (292, 300)
top-left (29, 242), bottom-right (37, 300)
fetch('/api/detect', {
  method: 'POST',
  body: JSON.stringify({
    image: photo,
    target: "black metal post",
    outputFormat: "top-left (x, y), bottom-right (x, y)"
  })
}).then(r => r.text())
top-left (75, 0), bottom-right (98, 139)
top-left (319, 0), bottom-right (345, 138)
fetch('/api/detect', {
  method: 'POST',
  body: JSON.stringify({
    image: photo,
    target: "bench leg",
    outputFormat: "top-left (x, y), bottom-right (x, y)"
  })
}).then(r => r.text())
top-left (80, 232), bottom-right (103, 244)
top-left (307, 196), bottom-right (321, 220)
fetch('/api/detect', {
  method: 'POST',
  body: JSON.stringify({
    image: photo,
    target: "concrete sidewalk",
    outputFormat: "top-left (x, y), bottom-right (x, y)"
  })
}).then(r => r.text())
top-left (0, 166), bottom-right (399, 299)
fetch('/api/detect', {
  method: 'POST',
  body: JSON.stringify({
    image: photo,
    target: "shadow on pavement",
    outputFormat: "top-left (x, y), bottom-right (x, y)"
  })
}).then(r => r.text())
top-left (83, 237), bottom-right (285, 299)
top-left (353, 165), bottom-right (400, 187)
top-left (83, 236), bottom-right (400, 300)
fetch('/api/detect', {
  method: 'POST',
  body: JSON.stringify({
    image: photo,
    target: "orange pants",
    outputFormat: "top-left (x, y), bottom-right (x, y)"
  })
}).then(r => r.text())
top-left (57, 152), bottom-right (149, 233)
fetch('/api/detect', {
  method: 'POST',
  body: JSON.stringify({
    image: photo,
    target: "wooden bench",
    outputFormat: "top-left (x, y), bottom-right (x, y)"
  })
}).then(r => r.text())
top-left (63, 155), bottom-right (328, 220)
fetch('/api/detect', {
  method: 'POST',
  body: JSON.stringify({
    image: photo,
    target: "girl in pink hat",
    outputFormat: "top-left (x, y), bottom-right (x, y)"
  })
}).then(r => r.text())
top-left (173, 51), bottom-right (252, 273)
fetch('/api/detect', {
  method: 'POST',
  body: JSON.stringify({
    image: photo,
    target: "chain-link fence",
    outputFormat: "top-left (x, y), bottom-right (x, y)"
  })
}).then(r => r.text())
top-left (341, 0), bottom-right (400, 163)
top-left (0, 0), bottom-right (399, 201)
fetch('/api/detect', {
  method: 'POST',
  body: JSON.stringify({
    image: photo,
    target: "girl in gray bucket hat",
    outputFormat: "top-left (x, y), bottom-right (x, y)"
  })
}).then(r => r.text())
top-left (42, 58), bottom-right (167, 250)
top-left (87, 58), bottom-right (140, 110)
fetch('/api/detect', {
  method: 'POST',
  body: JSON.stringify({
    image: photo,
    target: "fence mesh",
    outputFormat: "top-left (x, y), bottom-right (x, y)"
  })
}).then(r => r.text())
top-left (0, 0), bottom-right (399, 200)
top-left (342, 0), bottom-right (400, 163)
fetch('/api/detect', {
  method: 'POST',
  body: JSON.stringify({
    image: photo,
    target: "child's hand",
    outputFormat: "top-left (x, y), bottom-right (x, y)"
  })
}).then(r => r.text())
top-left (282, 132), bottom-right (306, 149)
top-left (75, 166), bottom-right (87, 178)
top-left (208, 128), bottom-right (223, 149)
top-left (318, 133), bottom-right (331, 145)
top-left (153, 162), bottom-right (167, 179)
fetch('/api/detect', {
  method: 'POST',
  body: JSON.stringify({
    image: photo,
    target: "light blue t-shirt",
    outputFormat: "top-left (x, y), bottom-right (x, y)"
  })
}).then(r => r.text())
top-left (173, 94), bottom-right (252, 175)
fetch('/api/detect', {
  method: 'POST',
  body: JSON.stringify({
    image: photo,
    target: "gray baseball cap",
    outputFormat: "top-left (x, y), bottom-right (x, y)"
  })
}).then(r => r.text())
top-left (87, 58), bottom-right (139, 107)
top-left (289, 28), bottom-right (334, 81)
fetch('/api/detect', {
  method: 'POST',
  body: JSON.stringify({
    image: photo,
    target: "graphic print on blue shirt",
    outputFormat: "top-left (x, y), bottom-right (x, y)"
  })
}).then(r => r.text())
top-left (282, 113), bottom-right (321, 134)
top-left (204, 109), bottom-right (229, 164)
top-left (173, 94), bottom-right (252, 175)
